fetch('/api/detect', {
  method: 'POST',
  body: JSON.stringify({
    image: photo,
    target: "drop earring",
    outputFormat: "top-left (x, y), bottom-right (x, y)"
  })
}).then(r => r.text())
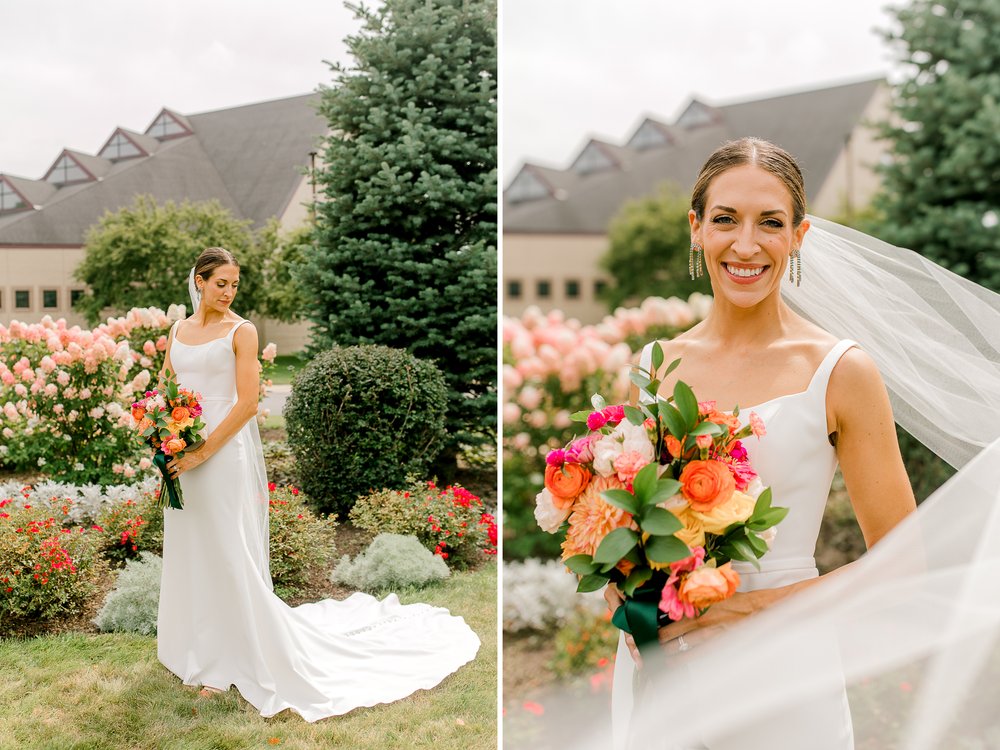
top-left (788, 247), bottom-right (802, 287)
top-left (689, 242), bottom-right (704, 280)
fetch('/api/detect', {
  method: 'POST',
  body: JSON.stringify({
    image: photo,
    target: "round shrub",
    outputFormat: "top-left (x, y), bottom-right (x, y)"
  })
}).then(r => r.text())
top-left (94, 552), bottom-right (162, 635)
top-left (331, 533), bottom-right (450, 592)
top-left (284, 345), bottom-right (448, 515)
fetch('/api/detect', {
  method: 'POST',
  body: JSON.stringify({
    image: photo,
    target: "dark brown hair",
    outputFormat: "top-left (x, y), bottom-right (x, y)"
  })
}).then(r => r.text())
top-left (691, 138), bottom-right (807, 226)
top-left (194, 247), bottom-right (239, 283)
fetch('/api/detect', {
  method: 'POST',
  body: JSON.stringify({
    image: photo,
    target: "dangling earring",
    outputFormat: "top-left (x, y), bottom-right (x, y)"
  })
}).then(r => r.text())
top-left (689, 242), bottom-right (704, 280)
top-left (788, 247), bottom-right (802, 287)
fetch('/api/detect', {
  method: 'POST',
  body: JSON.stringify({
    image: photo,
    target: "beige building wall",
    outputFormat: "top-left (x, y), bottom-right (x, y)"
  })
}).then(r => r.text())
top-left (811, 83), bottom-right (891, 219)
top-left (0, 246), bottom-right (88, 328)
top-left (503, 233), bottom-right (610, 324)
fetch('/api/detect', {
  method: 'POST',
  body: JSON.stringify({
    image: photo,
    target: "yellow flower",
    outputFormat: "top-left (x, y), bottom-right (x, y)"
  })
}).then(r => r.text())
top-left (691, 490), bottom-right (756, 534)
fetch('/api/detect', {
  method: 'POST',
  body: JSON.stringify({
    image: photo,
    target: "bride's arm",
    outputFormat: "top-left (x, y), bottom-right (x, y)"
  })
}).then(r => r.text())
top-left (167, 323), bottom-right (261, 478)
top-left (655, 347), bottom-right (917, 649)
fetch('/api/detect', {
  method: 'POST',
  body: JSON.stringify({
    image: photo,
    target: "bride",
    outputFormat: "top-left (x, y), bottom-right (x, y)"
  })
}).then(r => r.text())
top-left (156, 247), bottom-right (480, 720)
top-left (598, 138), bottom-right (1000, 749)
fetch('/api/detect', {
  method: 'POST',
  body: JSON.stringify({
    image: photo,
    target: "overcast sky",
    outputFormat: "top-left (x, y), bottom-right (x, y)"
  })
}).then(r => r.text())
top-left (0, 0), bottom-right (368, 179)
top-left (501, 0), bottom-right (902, 181)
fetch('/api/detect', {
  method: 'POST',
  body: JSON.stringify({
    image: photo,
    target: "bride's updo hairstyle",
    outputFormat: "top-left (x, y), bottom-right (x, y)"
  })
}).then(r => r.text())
top-left (194, 246), bottom-right (240, 282)
top-left (690, 137), bottom-right (807, 227)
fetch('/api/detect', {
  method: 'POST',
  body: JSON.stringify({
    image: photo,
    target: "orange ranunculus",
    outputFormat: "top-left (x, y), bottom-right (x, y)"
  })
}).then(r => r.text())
top-left (679, 460), bottom-right (735, 512)
top-left (705, 410), bottom-right (741, 434)
top-left (678, 563), bottom-right (740, 609)
top-left (164, 437), bottom-right (187, 454)
top-left (131, 406), bottom-right (145, 421)
top-left (171, 406), bottom-right (190, 422)
top-left (545, 463), bottom-right (592, 509)
top-left (137, 417), bottom-right (154, 433)
top-left (664, 434), bottom-right (684, 459)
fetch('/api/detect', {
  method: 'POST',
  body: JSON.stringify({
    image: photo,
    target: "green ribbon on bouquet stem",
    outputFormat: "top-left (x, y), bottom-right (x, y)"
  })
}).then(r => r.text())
top-left (152, 452), bottom-right (184, 510)
top-left (611, 583), bottom-right (664, 649)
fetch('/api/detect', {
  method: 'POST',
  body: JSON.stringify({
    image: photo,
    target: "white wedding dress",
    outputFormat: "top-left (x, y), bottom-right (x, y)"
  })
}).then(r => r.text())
top-left (611, 339), bottom-right (859, 750)
top-left (157, 317), bottom-right (481, 721)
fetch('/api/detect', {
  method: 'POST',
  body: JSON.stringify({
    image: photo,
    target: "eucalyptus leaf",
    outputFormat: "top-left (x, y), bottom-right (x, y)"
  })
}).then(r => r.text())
top-left (591, 393), bottom-right (607, 411)
top-left (645, 534), bottom-right (691, 564)
top-left (622, 567), bottom-right (654, 597)
top-left (651, 342), bottom-right (665, 372)
top-left (690, 421), bottom-right (724, 437)
top-left (565, 554), bottom-right (600, 576)
top-left (673, 381), bottom-right (699, 429)
top-left (639, 507), bottom-right (683, 535)
top-left (577, 573), bottom-right (610, 593)
top-left (601, 489), bottom-right (640, 515)
top-left (570, 410), bottom-right (591, 422)
top-left (593, 527), bottom-right (639, 564)
top-left (624, 405), bottom-right (647, 426)
top-left (664, 358), bottom-right (681, 378)
top-left (629, 370), bottom-right (653, 390)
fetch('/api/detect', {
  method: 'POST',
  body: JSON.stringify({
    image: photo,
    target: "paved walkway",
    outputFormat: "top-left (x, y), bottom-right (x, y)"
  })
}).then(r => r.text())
top-left (263, 383), bottom-right (291, 417)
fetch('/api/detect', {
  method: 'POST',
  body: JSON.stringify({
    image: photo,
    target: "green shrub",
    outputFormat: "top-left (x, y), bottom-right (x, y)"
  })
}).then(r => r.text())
top-left (0, 500), bottom-right (107, 624)
top-left (93, 552), bottom-right (162, 635)
top-left (331, 533), bottom-right (450, 592)
top-left (268, 486), bottom-right (338, 600)
top-left (549, 608), bottom-right (619, 679)
top-left (95, 492), bottom-right (165, 566)
top-left (349, 481), bottom-right (497, 569)
top-left (284, 345), bottom-right (448, 515)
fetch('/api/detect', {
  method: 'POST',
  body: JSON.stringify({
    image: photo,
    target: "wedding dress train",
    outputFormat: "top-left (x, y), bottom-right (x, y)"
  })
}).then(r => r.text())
top-left (157, 318), bottom-right (480, 721)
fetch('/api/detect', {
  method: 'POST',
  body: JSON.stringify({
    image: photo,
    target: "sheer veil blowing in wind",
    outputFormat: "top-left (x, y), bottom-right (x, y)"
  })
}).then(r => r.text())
top-left (537, 217), bottom-right (1000, 750)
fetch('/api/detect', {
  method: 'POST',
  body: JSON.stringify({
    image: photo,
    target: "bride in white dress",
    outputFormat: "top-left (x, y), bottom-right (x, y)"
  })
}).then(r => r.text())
top-left (606, 139), bottom-right (917, 749)
top-left (156, 247), bottom-right (480, 720)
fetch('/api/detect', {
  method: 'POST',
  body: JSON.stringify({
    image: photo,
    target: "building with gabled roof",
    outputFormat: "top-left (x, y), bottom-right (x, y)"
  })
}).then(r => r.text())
top-left (503, 76), bottom-right (890, 323)
top-left (0, 93), bottom-right (327, 350)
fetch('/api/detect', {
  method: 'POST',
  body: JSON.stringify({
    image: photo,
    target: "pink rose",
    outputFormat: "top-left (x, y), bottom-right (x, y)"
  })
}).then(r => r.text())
top-left (602, 405), bottom-right (625, 425)
top-left (565, 434), bottom-right (597, 464)
top-left (545, 449), bottom-right (567, 467)
top-left (613, 450), bottom-right (649, 487)
top-left (586, 411), bottom-right (608, 430)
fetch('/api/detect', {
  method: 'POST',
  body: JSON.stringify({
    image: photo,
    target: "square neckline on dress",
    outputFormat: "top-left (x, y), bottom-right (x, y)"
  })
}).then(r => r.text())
top-left (172, 319), bottom-right (244, 348)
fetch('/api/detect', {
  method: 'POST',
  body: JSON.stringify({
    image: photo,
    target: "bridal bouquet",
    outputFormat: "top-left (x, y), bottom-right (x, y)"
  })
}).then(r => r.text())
top-left (132, 368), bottom-right (206, 510)
top-left (534, 342), bottom-right (788, 648)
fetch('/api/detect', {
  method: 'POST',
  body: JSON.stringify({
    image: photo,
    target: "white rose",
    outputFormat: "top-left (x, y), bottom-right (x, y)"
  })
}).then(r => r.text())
top-left (619, 420), bottom-right (655, 462)
top-left (745, 477), bottom-right (764, 500)
top-left (534, 488), bottom-right (571, 533)
top-left (759, 526), bottom-right (778, 546)
top-left (591, 433), bottom-right (623, 477)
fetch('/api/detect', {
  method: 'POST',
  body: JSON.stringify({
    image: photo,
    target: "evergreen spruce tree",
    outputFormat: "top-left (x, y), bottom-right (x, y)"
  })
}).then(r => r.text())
top-left (300, 0), bottom-right (497, 460)
top-left (875, 0), bottom-right (1000, 290)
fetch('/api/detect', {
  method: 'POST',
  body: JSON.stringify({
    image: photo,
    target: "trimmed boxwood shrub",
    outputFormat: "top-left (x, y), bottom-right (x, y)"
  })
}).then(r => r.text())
top-left (284, 345), bottom-right (448, 515)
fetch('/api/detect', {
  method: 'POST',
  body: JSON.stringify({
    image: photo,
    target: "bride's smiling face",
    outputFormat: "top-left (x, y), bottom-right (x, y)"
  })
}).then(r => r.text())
top-left (690, 164), bottom-right (809, 308)
top-left (197, 263), bottom-right (240, 312)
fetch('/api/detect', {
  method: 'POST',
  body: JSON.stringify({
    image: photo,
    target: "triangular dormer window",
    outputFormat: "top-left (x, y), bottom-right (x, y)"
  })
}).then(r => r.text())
top-left (628, 120), bottom-right (672, 151)
top-left (571, 142), bottom-right (616, 175)
top-left (676, 101), bottom-right (717, 129)
top-left (0, 177), bottom-right (27, 213)
top-left (44, 153), bottom-right (93, 186)
top-left (99, 130), bottom-right (144, 161)
top-left (146, 110), bottom-right (189, 139)
top-left (506, 169), bottom-right (551, 203)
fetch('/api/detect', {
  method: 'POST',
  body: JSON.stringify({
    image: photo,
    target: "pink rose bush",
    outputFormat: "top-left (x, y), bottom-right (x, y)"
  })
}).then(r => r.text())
top-left (0, 306), bottom-right (278, 485)
top-left (503, 295), bottom-right (711, 559)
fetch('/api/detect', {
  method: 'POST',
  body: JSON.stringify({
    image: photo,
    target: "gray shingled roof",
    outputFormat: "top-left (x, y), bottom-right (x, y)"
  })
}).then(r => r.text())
top-left (505, 77), bottom-right (883, 234)
top-left (0, 93), bottom-right (326, 246)
top-left (2, 175), bottom-right (57, 207)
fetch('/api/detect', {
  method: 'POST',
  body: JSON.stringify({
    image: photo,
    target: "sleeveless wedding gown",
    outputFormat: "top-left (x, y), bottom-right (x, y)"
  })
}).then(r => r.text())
top-left (611, 339), bottom-right (858, 750)
top-left (157, 317), bottom-right (480, 721)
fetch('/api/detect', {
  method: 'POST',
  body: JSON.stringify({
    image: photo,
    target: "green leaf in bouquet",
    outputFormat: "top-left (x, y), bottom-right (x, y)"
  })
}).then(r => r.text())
top-left (159, 428), bottom-right (172, 439)
top-left (660, 403), bottom-right (687, 438)
top-left (645, 534), bottom-right (690, 564)
top-left (674, 382), bottom-right (699, 431)
top-left (577, 573), bottom-right (611, 593)
top-left (565, 555), bottom-right (600, 575)
top-left (748, 507), bottom-right (789, 530)
top-left (601, 489), bottom-right (640, 515)
top-left (639, 507), bottom-right (683, 535)
top-left (724, 537), bottom-right (761, 570)
top-left (663, 357), bottom-right (681, 378)
top-left (622, 566), bottom-right (654, 597)
top-left (591, 393), bottom-right (607, 411)
top-left (631, 462), bottom-right (660, 501)
top-left (629, 369), bottom-right (652, 390)
top-left (651, 342), bottom-right (665, 373)
top-left (647, 379), bottom-right (661, 397)
top-left (752, 487), bottom-right (774, 515)
top-left (570, 410), bottom-right (591, 422)
top-left (745, 531), bottom-right (769, 556)
top-left (623, 405), bottom-right (646, 426)
top-left (647, 478), bottom-right (682, 506)
top-left (593, 527), bottom-right (639, 564)
top-left (689, 421), bottom-right (724, 437)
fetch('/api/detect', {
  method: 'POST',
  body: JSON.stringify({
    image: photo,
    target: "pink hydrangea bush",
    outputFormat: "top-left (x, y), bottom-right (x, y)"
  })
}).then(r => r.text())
top-left (0, 307), bottom-right (278, 485)
top-left (502, 295), bottom-right (711, 559)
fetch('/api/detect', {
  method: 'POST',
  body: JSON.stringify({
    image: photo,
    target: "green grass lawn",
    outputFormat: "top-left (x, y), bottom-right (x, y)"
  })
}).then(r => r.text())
top-left (268, 354), bottom-right (310, 386)
top-left (0, 563), bottom-right (497, 750)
